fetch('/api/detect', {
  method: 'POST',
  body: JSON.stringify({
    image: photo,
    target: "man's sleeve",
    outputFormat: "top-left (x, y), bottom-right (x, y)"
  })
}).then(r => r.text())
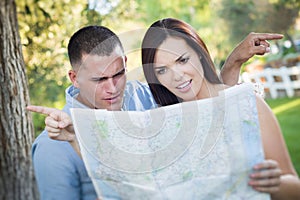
top-left (32, 132), bottom-right (81, 200)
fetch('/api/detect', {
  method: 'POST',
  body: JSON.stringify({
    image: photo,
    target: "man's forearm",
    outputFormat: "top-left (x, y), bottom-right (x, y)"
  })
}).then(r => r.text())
top-left (70, 139), bottom-right (82, 159)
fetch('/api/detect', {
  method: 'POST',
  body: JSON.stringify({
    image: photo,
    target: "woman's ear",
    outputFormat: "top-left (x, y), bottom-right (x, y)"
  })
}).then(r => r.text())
top-left (68, 70), bottom-right (79, 88)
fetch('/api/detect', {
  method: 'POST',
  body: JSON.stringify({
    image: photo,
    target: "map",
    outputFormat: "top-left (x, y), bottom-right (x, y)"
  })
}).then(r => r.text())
top-left (70, 83), bottom-right (270, 200)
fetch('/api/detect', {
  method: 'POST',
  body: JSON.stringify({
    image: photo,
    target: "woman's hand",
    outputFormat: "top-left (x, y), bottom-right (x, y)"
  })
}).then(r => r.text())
top-left (248, 159), bottom-right (282, 194)
top-left (221, 32), bottom-right (283, 86)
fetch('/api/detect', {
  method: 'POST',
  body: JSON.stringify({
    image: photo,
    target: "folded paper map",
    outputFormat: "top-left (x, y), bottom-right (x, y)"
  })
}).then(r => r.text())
top-left (70, 83), bottom-right (270, 200)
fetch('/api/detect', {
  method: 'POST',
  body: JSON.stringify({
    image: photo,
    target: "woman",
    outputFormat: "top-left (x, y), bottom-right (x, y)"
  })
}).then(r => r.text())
top-left (141, 18), bottom-right (300, 199)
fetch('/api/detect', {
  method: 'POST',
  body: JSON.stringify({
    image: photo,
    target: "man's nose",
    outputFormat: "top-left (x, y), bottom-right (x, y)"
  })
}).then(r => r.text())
top-left (104, 78), bottom-right (118, 93)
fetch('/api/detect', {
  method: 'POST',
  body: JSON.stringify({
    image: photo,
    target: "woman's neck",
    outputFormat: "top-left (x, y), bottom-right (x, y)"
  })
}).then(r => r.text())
top-left (196, 81), bottom-right (229, 100)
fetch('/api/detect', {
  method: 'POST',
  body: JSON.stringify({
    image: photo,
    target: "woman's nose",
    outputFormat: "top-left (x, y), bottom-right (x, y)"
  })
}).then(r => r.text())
top-left (173, 67), bottom-right (184, 81)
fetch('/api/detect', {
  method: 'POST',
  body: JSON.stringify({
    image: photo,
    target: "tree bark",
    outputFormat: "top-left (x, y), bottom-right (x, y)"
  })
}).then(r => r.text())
top-left (0, 0), bottom-right (38, 199)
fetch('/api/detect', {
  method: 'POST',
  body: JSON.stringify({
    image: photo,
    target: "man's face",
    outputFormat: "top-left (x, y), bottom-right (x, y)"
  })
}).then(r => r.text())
top-left (72, 49), bottom-right (127, 111)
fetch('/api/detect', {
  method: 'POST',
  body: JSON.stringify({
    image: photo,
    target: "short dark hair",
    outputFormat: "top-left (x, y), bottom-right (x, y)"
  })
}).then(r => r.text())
top-left (68, 26), bottom-right (124, 69)
top-left (142, 18), bottom-right (221, 106)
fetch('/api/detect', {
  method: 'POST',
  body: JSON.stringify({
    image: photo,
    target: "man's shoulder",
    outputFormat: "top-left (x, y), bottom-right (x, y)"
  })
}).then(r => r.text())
top-left (33, 130), bottom-right (65, 145)
top-left (126, 80), bottom-right (149, 90)
top-left (32, 129), bottom-right (76, 161)
top-left (124, 81), bottom-right (156, 111)
top-left (125, 80), bottom-right (154, 98)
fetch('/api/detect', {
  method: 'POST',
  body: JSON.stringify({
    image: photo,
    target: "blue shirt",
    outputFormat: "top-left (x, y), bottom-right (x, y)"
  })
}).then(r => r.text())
top-left (32, 81), bottom-right (156, 200)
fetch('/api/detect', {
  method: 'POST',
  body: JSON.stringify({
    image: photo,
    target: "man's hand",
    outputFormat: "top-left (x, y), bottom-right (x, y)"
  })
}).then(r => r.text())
top-left (27, 105), bottom-right (82, 157)
top-left (221, 32), bottom-right (284, 86)
top-left (27, 105), bottom-right (75, 142)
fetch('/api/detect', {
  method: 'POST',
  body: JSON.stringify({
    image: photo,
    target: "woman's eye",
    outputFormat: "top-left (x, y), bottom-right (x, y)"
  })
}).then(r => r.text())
top-left (156, 68), bottom-right (167, 75)
top-left (179, 57), bottom-right (189, 64)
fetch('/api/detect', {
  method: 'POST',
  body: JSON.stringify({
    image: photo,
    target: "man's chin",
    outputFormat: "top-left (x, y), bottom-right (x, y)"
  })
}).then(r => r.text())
top-left (105, 103), bottom-right (122, 111)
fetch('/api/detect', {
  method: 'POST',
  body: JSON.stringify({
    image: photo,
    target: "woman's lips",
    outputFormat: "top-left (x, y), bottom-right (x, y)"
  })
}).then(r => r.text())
top-left (176, 80), bottom-right (192, 92)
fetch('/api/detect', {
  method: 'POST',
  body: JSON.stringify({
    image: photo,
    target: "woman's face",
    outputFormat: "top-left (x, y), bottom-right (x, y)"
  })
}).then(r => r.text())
top-left (153, 36), bottom-right (204, 101)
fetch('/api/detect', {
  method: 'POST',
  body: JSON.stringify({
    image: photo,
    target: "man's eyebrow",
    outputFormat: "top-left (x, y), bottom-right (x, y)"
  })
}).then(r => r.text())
top-left (90, 68), bottom-right (125, 81)
top-left (112, 68), bottom-right (126, 77)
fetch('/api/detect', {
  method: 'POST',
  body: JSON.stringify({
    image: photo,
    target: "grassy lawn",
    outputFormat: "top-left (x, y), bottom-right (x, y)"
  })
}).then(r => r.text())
top-left (265, 97), bottom-right (300, 176)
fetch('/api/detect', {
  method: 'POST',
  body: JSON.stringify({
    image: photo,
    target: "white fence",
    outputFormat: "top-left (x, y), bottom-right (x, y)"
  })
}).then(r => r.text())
top-left (241, 65), bottom-right (300, 99)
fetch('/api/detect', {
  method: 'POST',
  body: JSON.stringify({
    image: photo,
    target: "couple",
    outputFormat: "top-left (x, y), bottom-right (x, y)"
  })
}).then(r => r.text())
top-left (28, 18), bottom-right (300, 200)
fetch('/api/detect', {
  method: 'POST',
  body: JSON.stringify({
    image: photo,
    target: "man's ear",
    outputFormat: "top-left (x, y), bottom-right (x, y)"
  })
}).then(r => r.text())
top-left (68, 70), bottom-right (79, 88)
top-left (124, 56), bottom-right (128, 72)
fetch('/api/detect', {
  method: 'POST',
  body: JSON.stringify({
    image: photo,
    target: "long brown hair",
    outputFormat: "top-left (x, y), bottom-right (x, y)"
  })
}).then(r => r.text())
top-left (142, 18), bottom-right (221, 106)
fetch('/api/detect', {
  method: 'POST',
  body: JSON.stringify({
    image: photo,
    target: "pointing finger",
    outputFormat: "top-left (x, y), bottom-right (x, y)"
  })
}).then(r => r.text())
top-left (253, 33), bottom-right (284, 41)
top-left (26, 105), bottom-right (60, 116)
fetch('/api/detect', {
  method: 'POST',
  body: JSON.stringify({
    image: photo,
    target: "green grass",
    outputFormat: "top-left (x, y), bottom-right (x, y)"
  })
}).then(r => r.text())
top-left (265, 97), bottom-right (300, 176)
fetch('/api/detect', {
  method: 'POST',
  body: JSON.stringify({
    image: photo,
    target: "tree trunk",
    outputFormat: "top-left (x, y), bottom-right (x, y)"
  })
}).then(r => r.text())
top-left (0, 0), bottom-right (38, 199)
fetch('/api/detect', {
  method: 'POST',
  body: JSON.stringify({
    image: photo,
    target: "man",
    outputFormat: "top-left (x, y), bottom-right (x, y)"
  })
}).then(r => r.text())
top-left (27, 25), bottom-right (283, 200)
